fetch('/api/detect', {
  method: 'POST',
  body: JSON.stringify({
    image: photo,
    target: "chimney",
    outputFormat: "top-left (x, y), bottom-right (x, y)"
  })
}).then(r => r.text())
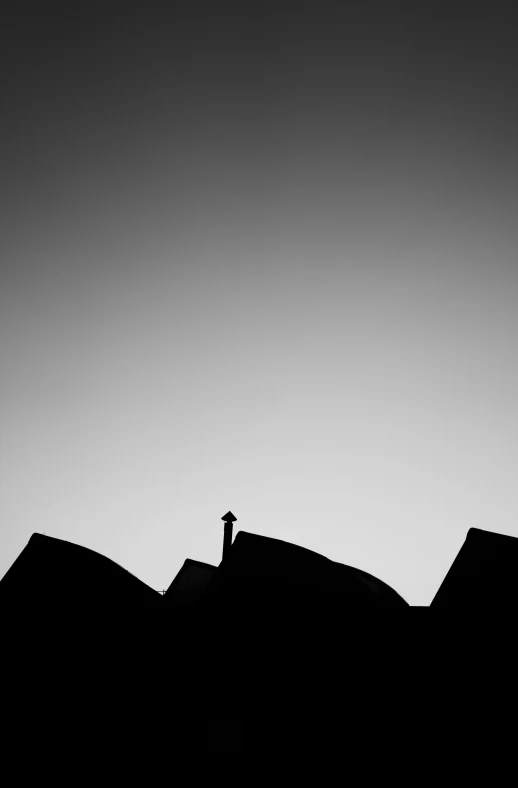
top-left (221, 511), bottom-right (237, 564)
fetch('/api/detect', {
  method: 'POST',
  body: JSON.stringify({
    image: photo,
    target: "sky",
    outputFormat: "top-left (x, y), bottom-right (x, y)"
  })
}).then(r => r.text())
top-left (1, 1), bottom-right (517, 604)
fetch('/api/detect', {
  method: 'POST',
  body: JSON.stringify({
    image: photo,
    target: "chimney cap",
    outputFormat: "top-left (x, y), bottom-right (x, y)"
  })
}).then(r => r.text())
top-left (221, 511), bottom-right (237, 523)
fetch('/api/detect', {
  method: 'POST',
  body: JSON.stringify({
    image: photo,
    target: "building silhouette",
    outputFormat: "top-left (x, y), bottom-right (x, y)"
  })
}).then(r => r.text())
top-left (431, 527), bottom-right (518, 608)
top-left (2, 515), bottom-right (516, 762)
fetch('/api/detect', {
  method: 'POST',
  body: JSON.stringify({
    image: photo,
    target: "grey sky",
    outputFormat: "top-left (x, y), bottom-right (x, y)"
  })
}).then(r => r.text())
top-left (1, 2), bottom-right (517, 603)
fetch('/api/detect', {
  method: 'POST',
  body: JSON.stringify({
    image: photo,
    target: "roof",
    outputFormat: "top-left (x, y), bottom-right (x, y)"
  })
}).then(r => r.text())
top-left (163, 559), bottom-right (217, 607)
top-left (431, 527), bottom-right (518, 608)
top-left (0, 532), bottom-right (162, 615)
top-left (198, 530), bottom-right (409, 614)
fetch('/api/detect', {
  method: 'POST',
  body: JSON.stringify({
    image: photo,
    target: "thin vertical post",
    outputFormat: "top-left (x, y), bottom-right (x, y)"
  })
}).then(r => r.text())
top-left (221, 511), bottom-right (237, 563)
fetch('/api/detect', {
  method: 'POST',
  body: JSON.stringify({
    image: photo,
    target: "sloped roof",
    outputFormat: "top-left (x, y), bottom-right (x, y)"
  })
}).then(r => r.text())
top-left (431, 527), bottom-right (518, 608)
top-left (200, 530), bottom-right (409, 611)
top-left (164, 559), bottom-right (217, 607)
top-left (0, 532), bottom-right (162, 614)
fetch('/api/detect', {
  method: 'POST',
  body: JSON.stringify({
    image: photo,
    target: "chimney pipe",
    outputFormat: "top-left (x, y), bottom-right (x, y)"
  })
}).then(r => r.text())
top-left (221, 511), bottom-right (237, 564)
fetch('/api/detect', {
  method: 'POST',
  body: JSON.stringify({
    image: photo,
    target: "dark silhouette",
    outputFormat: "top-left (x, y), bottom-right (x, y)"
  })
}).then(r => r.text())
top-left (163, 557), bottom-right (217, 607)
top-left (221, 509), bottom-right (237, 563)
top-left (431, 527), bottom-right (518, 608)
top-left (2, 515), bottom-right (516, 763)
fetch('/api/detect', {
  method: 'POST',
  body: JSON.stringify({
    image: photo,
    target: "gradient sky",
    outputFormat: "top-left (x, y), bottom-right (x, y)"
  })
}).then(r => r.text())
top-left (1, 2), bottom-right (517, 604)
